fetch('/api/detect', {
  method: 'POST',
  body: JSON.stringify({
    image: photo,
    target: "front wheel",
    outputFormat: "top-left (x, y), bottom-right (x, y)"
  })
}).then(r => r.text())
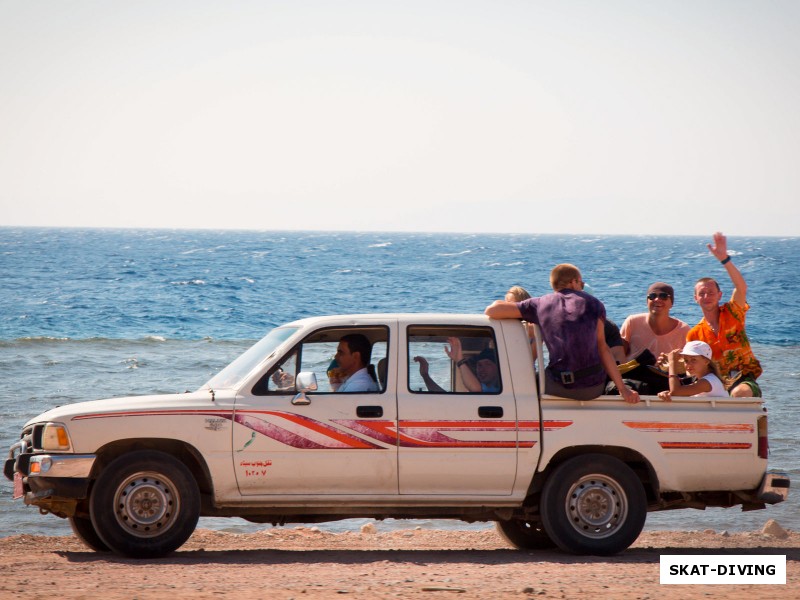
top-left (69, 515), bottom-right (111, 552)
top-left (89, 450), bottom-right (200, 558)
top-left (540, 454), bottom-right (646, 555)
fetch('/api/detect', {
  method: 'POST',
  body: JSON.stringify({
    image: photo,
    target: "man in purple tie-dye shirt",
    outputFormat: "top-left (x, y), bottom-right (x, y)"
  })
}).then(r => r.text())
top-left (485, 263), bottom-right (639, 404)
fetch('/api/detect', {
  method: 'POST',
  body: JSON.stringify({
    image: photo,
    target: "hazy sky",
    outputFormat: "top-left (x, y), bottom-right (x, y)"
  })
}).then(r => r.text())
top-left (2, 1), bottom-right (798, 236)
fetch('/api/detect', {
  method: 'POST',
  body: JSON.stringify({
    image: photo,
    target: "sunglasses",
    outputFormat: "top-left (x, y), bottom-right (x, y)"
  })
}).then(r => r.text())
top-left (647, 292), bottom-right (671, 301)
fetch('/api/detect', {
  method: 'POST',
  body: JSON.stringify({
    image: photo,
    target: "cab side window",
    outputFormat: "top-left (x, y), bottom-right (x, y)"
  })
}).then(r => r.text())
top-left (407, 326), bottom-right (501, 394)
top-left (253, 326), bottom-right (389, 395)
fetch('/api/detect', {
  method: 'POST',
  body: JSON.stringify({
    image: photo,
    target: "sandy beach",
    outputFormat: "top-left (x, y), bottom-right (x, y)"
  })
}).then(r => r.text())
top-left (0, 526), bottom-right (796, 599)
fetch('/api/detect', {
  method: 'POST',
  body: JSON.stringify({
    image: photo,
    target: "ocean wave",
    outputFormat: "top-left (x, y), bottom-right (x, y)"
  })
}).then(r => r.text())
top-left (10, 336), bottom-right (71, 343)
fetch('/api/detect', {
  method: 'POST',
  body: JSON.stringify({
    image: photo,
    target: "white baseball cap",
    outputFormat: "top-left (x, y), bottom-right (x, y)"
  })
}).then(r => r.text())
top-left (681, 340), bottom-right (713, 360)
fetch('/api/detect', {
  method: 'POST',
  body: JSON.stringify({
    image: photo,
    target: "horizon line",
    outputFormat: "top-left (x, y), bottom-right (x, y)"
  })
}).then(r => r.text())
top-left (1, 224), bottom-right (798, 240)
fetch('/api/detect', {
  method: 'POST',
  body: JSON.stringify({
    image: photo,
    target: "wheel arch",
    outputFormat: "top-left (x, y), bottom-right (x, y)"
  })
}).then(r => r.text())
top-left (91, 438), bottom-right (214, 498)
top-left (530, 445), bottom-right (660, 504)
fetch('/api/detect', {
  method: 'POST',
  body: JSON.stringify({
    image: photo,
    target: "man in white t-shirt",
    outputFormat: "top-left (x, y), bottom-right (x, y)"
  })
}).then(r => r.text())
top-left (620, 282), bottom-right (690, 363)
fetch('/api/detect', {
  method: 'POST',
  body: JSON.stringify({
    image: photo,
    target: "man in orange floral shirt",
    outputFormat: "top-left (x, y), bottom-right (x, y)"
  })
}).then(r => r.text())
top-left (686, 232), bottom-right (762, 397)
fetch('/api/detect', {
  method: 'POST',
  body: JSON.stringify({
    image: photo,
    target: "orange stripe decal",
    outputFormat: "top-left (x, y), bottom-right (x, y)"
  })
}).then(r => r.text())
top-left (659, 442), bottom-right (752, 450)
top-left (623, 421), bottom-right (753, 433)
top-left (542, 420), bottom-right (573, 431)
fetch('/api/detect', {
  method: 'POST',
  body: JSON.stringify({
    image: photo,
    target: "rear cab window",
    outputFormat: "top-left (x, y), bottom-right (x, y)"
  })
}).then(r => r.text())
top-left (407, 325), bottom-right (501, 394)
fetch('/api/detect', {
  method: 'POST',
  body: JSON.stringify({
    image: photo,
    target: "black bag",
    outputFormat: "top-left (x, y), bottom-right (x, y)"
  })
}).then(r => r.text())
top-left (606, 349), bottom-right (670, 395)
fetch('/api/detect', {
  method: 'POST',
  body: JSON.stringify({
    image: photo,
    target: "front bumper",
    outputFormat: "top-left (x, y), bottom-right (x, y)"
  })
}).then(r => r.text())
top-left (5, 451), bottom-right (97, 510)
top-left (6, 452), bottom-right (96, 480)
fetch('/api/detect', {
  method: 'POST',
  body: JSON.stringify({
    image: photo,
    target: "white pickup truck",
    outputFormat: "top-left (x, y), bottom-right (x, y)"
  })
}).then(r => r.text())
top-left (5, 314), bottom-right (790, 558)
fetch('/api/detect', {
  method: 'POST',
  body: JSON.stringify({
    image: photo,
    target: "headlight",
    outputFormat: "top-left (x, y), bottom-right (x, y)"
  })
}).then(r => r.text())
top-left (41, 423), bottom-right (72, 451)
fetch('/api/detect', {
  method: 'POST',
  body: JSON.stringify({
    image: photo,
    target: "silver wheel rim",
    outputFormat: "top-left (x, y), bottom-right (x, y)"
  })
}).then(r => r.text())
top-left (113, 471), bottom-right (180, 538)
top-left (565, 473), bottom-right (627, 539)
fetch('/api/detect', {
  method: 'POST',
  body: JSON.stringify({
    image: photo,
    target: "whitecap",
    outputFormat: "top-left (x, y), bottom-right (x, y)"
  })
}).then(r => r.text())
top-left (368, 242), bottom-right (392, 248)
top-left (170, 280), bottom-right (206, 286)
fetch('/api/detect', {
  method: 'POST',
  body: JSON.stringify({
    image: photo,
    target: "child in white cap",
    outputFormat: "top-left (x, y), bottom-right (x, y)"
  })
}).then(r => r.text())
top-left (657, 340), bottom-right (728, 400)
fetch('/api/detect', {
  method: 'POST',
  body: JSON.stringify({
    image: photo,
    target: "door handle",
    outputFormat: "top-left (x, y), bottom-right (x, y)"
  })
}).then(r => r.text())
top-left (357, 405), bottom-right (383, 418)
top-left (478, 406), bottom-right (503, 418)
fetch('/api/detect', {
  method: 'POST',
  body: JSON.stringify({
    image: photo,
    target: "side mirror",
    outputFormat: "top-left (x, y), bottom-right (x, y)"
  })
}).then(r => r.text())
top-left (292, 372), bottom-right (318, 405)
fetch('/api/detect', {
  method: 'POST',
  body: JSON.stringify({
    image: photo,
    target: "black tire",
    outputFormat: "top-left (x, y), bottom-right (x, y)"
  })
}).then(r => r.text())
top-left (540, 454), bottom-right (646, 556)
top-left (89, 450), bottom-right (200, 558)
top-left (495, 519), bottom-right (557, 550)
top-left (69, 515), bottom-right (111, 552)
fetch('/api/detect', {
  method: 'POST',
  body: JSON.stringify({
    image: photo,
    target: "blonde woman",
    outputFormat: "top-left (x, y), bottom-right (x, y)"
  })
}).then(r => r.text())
top-left (505, 286), bottom-right (531, 303)
top-left (505, 286), bottom-right (537, 355)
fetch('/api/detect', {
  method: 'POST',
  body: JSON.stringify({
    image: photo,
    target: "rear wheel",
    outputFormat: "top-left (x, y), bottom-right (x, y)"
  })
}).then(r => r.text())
top-left (496, 519), bottom-right (556, 550)
top-left (69, 515), bottom-right (111, 552)
top-left (540, 454), bottom-right (646, 555)
top-left (89, 450), bottom-right (200, 558)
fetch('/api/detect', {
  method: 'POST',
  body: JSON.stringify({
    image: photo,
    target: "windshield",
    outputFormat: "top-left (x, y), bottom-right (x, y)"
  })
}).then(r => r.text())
top-left (202, 327), bottom-right (299, 390)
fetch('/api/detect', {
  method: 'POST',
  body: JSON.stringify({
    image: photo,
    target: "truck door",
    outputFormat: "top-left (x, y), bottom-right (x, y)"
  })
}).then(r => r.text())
top-left (232, 323), bottom-right (398, 495)
top-left (397, 323), bottom-right (521, 495)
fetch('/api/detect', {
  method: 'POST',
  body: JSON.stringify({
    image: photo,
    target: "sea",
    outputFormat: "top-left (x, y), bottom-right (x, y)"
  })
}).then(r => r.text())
top-left (1, 227), bottom-right (798, 537)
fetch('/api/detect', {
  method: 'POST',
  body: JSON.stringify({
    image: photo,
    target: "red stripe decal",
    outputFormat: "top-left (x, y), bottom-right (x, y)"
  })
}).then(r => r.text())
top-left (72, 409), bottom-right (233, 420)
top-left (70, 410), bottom-right (539, 450)
top-left (235, 412), bottom-right (383, 449)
